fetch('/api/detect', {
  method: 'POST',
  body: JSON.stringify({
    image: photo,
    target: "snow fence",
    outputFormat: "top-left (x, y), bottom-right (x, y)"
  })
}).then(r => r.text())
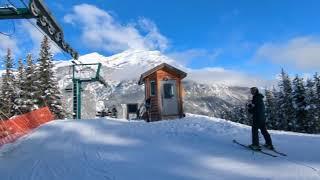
top-left (0, 107), bottom-right (54, 147)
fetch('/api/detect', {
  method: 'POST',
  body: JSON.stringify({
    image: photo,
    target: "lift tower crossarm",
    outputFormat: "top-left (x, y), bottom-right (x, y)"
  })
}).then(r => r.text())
top-left (0, 6), bottom-right (34, 19)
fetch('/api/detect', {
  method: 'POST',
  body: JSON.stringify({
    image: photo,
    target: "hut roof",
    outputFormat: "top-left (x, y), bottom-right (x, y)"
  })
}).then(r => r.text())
top-left (138, 63), bottom-right (187, 85)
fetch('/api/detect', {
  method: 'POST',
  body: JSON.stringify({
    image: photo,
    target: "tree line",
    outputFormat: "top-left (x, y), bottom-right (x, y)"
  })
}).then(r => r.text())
top-left (0, 36), bottom-right (65, 120)
top-left (223, 69), bottom-right (320, 134)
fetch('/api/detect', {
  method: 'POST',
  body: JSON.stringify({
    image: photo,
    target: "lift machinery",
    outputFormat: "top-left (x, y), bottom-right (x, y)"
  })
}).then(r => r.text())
top-left (0, 0), bottom-right (78, 59)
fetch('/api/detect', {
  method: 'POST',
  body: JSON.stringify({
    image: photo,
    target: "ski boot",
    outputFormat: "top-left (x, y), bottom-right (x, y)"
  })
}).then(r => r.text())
top-left (263, 144), bottom-right (275, 150)
top-left (248, 144), bottom-right (261, 151)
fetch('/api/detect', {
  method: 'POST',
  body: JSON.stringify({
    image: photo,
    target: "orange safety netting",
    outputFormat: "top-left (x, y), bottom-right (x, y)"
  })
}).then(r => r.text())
top-left (0, 107), bottom-right (54, 147)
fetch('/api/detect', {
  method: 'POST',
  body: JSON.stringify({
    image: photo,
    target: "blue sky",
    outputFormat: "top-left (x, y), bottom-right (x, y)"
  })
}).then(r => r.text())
top-left (1, 0), bottom-right (320, 82)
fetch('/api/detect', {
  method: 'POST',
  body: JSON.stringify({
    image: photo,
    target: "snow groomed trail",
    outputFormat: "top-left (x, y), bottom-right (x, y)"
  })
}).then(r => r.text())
top-left (0, 114), bottom-right (319, 180)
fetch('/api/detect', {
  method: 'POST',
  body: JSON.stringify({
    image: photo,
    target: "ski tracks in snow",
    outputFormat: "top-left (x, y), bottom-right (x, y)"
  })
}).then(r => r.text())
top-left (75, 122), bottom-right (115, 180)
top-left (80, 147), bottom-right (115, 180)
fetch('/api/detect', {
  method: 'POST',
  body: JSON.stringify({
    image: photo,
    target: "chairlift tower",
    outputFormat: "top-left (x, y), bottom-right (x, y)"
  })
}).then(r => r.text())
top-left (71, 62), bottom-right (107, 119)
top-left (0, 0), bottom-right (78, 59)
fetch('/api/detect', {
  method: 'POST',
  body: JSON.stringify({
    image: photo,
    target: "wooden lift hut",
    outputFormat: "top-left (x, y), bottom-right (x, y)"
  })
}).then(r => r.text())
top-left (138, 63), bottom-right (187, 121)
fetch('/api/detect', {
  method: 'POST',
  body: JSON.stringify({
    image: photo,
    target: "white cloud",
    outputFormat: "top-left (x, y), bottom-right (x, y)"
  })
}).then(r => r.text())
top-left (64, 4), bottom-right (169, 53)
top-left (167, 48), bottom-right (222, 66)
top-left (108, 64), bottom-right (271, 87)
top-left (254, 36), bottom-right (320, 70)
top-left (186, 67), bottom-right (273, 87)
top-left (19, 21), bottom-right (60, 55)
top-left (0, 35), bottom-right (19, 57)
top-left (138, 18), bottom-right (168, 51)
top-left (0, 21), bottom-right (61, 61)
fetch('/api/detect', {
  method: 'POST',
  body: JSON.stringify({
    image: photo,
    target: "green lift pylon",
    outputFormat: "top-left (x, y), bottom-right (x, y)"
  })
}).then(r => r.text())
top-left (71, 63), bottom-right (107, 119)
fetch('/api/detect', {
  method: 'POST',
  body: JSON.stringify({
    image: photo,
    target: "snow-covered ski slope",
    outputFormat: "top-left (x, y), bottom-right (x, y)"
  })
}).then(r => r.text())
top-left (0, 114), bottom-right (319, 180)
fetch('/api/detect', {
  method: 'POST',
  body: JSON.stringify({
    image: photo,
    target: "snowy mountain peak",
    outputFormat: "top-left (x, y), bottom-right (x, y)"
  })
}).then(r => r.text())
top-left (76, 52), bottom-right (108, 64)
top-left (103, 49), bottom-right (175, 68)
top-left (71, 50), bottom-right (175, 69)
top-left (79, 52), bottom-right (105, 60)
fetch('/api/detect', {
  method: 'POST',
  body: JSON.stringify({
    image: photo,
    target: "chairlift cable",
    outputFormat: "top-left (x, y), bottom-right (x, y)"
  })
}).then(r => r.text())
top-left (0, 31), bottom-right (11, 36)
top-left (0, 20), bottom-right (16, 37)
top-left (0, 2), bottom-right (16, 37)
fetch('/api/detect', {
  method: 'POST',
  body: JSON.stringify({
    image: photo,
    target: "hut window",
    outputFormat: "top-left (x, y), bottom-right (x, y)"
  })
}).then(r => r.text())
top-left (127, 104), bottom-right (138, 113)
top-left (164, 83), bottom-right (174, 99)
top-left (150, 81), bottom-right (156, 96)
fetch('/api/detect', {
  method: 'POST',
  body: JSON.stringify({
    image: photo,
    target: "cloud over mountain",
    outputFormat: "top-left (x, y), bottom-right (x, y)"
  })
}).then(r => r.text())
top-left (64, 4), bottom-right (169, 53)
top-left (254, 36), bottom-right (320, 70)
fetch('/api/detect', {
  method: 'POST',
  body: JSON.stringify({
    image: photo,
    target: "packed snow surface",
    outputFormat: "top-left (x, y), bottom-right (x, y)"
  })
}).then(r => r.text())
top-left (0, 114), bottom-right (319, 180)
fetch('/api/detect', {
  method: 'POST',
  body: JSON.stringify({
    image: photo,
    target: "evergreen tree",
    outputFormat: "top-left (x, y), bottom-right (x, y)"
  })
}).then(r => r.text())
top-left (0, 49), bottom-right (16, 118)
top-left (37, 36), bottom-right (65, 119)
top-left (265, 88), bottom-right (278, 130)
top-left (292, 75), bottom-right (307, 132)
top-left (0, 65), bottom-right (3, 120)
top-left (21, 54), bottom-right (40, 113)
top-left (278, 69), bottom-right (295, 131)
top-left (272, 87), bottom-right (283, 130)
top-left (13, 58), bottom-right (26, 114)
top-left (237, 106), bottom-right (250, 125)
top-left (229, 101), bottom-right (251, 126)
top-left (305, 78), bottom-right (318, 133)
top-left (230, 106), bottom-right (243, 124)
top-left (220, 108), bottom-right (233, 120)
top-left (313, 73), bottom-right (320, 133)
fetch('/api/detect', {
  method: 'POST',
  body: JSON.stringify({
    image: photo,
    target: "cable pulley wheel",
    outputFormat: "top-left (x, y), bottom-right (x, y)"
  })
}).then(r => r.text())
top-left (30, 1), bottom-right (40, 17)
top-left (39, 15), bottom-right (48, 26)
top-left (55, 32), bottom-right (62, 42)
top-left (47, 23), bottom-right (55, 35)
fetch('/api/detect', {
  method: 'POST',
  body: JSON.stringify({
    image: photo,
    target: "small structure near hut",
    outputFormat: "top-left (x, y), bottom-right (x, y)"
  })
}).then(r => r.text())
top-left (138, 63), bottom-right (187, 121)
top-left (121, 103), bottom-right (139, 120)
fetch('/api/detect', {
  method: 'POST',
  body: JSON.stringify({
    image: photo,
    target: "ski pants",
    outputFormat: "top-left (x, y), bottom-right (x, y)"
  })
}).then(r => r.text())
top-left (252, 124), bottom-right (272, 146)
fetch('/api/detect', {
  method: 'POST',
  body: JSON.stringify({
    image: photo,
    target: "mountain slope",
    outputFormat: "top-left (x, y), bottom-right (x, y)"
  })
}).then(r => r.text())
top-left (0, 115), bottom-right (319, 180)
top-left (54, 50), bottom-right (249, 118)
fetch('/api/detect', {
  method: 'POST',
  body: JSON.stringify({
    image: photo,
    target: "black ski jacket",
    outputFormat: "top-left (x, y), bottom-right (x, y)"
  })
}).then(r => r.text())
top-left (248, 93), bottom-right (266, 127)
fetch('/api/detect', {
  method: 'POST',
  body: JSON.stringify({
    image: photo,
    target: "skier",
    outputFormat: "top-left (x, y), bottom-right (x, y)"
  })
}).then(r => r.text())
top-left (111, 106), bottom-right (118, 118)
top-left (101, 109), bottom-right (107, 117)
top-left (247, 87), bottom-right (274, 150)
top-left (144, 98), bottom-right (151, 122)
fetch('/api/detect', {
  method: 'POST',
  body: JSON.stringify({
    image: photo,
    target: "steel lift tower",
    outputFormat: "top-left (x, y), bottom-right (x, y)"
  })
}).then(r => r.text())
top-left (71, 62), bottom-right (107, 119)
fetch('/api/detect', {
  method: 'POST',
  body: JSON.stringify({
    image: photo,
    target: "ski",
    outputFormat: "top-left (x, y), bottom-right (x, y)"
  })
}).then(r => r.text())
top-left (262, 147), bottom-right (287, 156)
top-left (233, 139), bottom-right (277, 157)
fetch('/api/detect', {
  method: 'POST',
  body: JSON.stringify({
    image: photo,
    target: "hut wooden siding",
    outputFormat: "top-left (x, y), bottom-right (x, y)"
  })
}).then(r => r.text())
top-left (144, 72), bottom-right (161, 120)
top-left (139, 63), bottom-right (187, 121)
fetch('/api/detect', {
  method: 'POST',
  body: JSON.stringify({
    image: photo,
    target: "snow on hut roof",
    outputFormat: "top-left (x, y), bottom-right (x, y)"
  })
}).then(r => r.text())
top-left (138, 63), bottom-right (187, 85)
